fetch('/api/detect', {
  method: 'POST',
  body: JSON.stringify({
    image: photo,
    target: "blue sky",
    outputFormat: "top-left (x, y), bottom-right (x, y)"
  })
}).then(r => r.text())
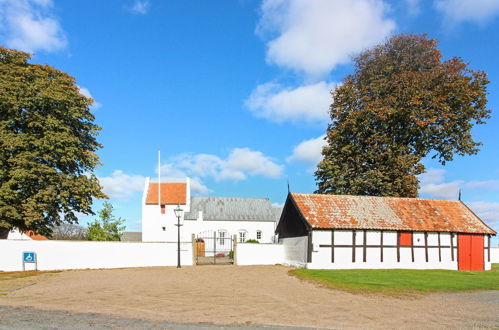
top-left (1, 0), bottom-right (498, 243)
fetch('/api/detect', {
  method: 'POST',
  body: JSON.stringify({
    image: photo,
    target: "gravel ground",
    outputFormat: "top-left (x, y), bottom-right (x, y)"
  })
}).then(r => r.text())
top-left (0, 265), bottom-right (498, 329)
top-left (0, 306), bottom-right (314, 330)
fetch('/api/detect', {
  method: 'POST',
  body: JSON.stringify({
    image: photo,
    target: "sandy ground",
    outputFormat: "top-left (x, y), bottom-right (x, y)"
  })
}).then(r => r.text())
top-left (0, 265), bottom-right (498, 329)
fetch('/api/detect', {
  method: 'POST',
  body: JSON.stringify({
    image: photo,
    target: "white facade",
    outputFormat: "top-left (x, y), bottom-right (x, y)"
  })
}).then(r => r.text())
top-left (141, 177), bottom-right (279, 243)
top-left (284, 230), bottom-right (493, 270)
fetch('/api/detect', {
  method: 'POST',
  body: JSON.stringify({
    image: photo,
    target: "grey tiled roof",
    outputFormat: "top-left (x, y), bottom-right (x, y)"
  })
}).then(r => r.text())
top-left (185, 197), bottom-right (282, 222)
top-left (120, 232), bottom-right (142, 242)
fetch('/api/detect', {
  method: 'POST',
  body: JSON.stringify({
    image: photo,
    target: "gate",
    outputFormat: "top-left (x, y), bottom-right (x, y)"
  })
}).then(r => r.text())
top-left (195, 231), bottom-right (234, 265)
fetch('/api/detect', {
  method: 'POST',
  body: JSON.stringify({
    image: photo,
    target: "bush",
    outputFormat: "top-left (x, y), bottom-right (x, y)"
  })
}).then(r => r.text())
top-left (245, 239), bottom-right (259, 243)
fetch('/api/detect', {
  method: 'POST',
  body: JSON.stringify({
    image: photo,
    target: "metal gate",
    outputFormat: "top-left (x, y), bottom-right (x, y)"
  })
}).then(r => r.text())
top-left (195, 231), bottom-right (234, 265)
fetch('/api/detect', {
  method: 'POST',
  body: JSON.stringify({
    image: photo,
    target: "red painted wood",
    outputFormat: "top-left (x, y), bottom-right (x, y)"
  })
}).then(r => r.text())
top-left (470, 235), bottom-right (484, 271)
top-left (458, 234), bottom-right (471, 270)
top-left (458, 234), bottom-right (484, 271)
top-left (399, 232), bottom-right (412, 246)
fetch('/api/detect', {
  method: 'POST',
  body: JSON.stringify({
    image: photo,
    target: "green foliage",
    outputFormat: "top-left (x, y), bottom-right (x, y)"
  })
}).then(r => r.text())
top-left (245, 239), bottom-right (260, 243)
top-left (315, 34), bottom-right (490, 197)
top-left (85, 202), bottom-right (125, 241)
top-left (290, 266), bottom-right (499, 293)
top-left (0, 47), bottom-right (106, 237)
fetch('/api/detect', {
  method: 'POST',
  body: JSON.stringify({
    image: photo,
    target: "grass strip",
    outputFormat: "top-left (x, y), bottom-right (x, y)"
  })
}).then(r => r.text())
top-left (290, 264), bottom-right (499, 293)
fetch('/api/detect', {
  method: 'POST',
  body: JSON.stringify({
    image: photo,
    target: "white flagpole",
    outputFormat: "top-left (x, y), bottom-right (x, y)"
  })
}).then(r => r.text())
top-left (158, 149), bottom-right (161, 210)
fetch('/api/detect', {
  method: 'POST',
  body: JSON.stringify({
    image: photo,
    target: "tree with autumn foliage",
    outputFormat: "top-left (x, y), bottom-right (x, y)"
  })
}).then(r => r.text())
top-left (315, 34), bottom-right (490, 197)
top-left (0, 47), bottom-right (106, 238)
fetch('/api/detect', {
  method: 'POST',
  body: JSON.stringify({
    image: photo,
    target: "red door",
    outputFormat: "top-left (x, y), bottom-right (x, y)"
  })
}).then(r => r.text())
top-left (458, 234), bottom-right (484, 271)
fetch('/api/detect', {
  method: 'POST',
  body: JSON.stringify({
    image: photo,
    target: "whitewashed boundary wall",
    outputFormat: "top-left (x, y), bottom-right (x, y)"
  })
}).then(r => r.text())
top-left (308, 230), bottom-right (492, 270)
top-left (236, 243), bottom-right (284, 266)
top-left (280, 236), bottom-right (308, 268)
top-left (491, 247), bottom-right (499, 263)
top-left (0, 240), bottom-right (193, 271)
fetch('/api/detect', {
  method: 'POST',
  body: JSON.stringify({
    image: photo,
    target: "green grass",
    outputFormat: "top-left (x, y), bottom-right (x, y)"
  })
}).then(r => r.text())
top-left (290, 264), bottom-right (499, 293)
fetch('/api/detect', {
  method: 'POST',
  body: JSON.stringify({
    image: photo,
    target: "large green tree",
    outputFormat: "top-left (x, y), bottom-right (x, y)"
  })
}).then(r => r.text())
top-left (315, 34), bottom-right (490, 197)
top-left (0, 47), bottom-right (106, 238)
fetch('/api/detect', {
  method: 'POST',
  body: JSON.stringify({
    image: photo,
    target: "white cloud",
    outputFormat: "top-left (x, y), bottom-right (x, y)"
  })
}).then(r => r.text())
top-left (246, 81), bottom-right (335, 123)
top-left (98, 170), bottom-right (146, 200)
top-left (405, 0), bottom-right (421, 15)
top-left (257, 0), bottom-right (396, 78)
top-left (419, 169), bottom-right (499, 199)
top-left (0, 0), bottom-right (67, 53)
top-left (160, 148), bottom-right (284, 183)
top-left (465, 180), bottom-right (499, 190)
top-left (435, 0), bottom-right (499, 24)
top-left (78, 86), bottom-right (102, 110)
top-left (419, 169), bottom-right (464, 199)
top-left (466, 201), bottom-right (499, 231)
top-left (127, 0), bottom-right (150, 15)
top-left (287, 135), bottom-right (326, 164)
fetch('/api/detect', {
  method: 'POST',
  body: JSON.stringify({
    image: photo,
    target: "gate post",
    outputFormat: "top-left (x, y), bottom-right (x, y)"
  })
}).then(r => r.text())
top-left (192, 234), bottom-right (196, 266)
top-left (233, 234), bottom-right (237, 265)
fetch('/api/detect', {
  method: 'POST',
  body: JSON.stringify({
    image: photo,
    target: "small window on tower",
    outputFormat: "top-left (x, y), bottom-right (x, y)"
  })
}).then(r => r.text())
top-left (162, 226), bottom-right (166, 231)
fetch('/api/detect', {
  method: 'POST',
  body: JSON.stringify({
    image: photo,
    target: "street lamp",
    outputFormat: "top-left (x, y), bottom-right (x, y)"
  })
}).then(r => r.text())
top-left (174, 205), bottom-right (184, 268)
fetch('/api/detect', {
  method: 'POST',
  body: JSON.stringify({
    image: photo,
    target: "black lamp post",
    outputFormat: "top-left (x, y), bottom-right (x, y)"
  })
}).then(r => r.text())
top-left (174, 205), bottom-right (183, 268)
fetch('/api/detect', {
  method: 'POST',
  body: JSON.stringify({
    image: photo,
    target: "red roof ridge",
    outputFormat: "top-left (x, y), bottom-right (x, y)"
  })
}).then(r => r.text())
top-left (290, 192), bottom-right (463, 203)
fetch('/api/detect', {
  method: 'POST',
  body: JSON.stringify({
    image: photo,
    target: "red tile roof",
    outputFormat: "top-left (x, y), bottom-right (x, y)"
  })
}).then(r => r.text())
top-left (291, 193), bottom-right (496, 234)
top-left (24, 230), bottom-right (48, 240)
top-left (145, 182), bottom-right (187, 205)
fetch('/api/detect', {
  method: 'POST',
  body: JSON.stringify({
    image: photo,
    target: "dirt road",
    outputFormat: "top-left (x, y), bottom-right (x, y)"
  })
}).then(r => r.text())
top-left (0, 265), bottom-right (497, 329)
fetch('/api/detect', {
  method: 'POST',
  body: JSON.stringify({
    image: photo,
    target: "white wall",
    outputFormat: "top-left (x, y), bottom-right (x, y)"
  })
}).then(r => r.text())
top-left (280, 236), bottom-right (308, 268)
top-left (308, 230), bottom-right (492, 270)
top-left (236, 243), bottom-right (284, 266)
top-left (491, 247), bottom-right (499, 263)
top-left (0, 240), bottom-right (193, 272)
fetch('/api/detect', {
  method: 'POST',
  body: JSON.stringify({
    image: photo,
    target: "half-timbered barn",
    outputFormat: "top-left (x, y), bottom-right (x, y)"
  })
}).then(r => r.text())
top-left (276, 193), bottom-right (496, 270)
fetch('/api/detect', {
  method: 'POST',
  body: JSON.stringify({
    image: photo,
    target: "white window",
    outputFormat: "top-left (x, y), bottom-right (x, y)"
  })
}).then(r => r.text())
top-left (238, 230), bottom-right (247, 243)
top-left (218, 230), bottom-right (227, 246)
top-left (256, 230), bottom-right (262, 240)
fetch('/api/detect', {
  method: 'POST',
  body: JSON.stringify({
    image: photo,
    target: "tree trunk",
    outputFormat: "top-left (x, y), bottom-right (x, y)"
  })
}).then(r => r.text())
top-left (0, 227), bottom-right (10, 239)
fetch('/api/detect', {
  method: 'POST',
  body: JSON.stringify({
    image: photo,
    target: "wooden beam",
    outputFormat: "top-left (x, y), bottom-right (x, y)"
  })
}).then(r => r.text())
top-left (411, 232), bottom-right (414, 262)
top-left (363, 230), bottom-right (367, 262)
top-left (380, 231), bottom-right (384, 263)
top-left (438, 232), bottom-right (441, 262)
top-left (331, 230), bottom-right (335, 263)
top-left (307, 231), bottom-right (312, 263)
top-left (352, 230), bottom-right (356, 263)
top-left (424, 232), bottom-right (429, 262)
top-left (318, 244), bottom-right (454, 249)
top-left (396, 232), bottom-right (400, 262)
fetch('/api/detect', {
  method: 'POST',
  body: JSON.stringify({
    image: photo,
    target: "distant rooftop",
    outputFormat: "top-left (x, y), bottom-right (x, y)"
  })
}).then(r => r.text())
top-left (185, 196), bottom-right (282, 222)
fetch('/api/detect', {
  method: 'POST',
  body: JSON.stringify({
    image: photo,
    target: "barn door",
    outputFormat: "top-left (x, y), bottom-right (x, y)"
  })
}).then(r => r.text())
top-left (458, 234), bottom-right (484, 271)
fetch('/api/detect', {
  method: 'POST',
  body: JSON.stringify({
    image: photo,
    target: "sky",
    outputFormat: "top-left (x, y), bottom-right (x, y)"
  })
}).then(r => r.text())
top-left (0, 0), bottom-right (498, 244)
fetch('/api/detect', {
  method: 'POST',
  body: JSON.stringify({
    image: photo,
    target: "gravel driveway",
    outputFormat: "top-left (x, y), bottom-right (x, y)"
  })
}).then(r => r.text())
top-left (0, 265), bottom-right (497, 329)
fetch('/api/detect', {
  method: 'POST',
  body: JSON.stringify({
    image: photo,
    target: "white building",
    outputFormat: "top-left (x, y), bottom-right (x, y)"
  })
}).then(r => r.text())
top-left (141, 177), bottom-right (281, 244)
top-left (277, 193), bottom-right (496, 270)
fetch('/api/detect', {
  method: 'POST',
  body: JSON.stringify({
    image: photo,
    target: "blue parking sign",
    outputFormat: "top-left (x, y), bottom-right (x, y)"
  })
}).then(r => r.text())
top-left (23, 252), bottom-right (36, 263)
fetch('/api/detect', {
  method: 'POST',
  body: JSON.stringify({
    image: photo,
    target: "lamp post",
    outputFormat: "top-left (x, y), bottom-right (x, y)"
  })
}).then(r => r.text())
top-left (174, 205), bottom-right (184, 268)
